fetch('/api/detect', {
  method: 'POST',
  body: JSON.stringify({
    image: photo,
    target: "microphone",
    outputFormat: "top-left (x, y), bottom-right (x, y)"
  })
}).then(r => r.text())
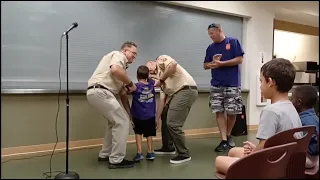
top-left (63, 22), bottom-right (78, 36)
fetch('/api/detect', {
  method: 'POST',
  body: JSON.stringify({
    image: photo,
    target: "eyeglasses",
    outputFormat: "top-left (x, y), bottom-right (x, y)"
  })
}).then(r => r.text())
top-left (126, 49), bottom-right (137, 56)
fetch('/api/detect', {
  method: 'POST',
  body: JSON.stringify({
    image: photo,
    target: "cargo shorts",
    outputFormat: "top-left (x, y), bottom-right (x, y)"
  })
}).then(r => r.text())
top-left (209, 86), bottom-right (242, 115)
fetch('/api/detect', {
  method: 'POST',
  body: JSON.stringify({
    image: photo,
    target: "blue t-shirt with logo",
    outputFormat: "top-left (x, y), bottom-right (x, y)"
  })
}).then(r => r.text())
top-left (204, 37), bottom-right (245, 87)
top-left (130, 79), bottom-right (156, 120)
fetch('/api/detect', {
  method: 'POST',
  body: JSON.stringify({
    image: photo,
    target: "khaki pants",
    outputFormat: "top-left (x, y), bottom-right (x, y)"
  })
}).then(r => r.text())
top-left (166, 88), bottom-right (198, 157)
top-left (160, 105), bottom-right (174, 150)
top-left (86, 88), bottom-right (129, 164)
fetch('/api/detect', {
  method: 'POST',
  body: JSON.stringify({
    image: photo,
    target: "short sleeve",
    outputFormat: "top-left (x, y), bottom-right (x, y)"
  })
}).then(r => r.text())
top-left (148, 78), bottom-right (155, 85)
top-left (110, 52), bottom-right (125, 69)
top-left (204, 46), bottom-right (212, 63)
top-left (231, 39), bottom-right (245, 57)
top-left (256, 109), bottom-right (278, 140)
top-left (131, 83), bottom-right (140, 95)
top-left (157, 55), bottom-right (175, 71)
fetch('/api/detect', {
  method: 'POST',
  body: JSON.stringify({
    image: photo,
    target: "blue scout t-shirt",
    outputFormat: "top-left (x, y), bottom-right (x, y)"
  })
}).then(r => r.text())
top-left (130, 79), bottom-right (156, 120)
top-left (299, 108), bottom-right (319, 156)
top-left (204, 37), bottom-right (245, 87)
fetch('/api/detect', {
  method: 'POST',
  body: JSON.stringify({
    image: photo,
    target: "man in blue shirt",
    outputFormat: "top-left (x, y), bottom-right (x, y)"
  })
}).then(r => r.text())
top-left (292, 85), bottom-right (319, 168)
top-left (203, 23), bottom-right (245, 152)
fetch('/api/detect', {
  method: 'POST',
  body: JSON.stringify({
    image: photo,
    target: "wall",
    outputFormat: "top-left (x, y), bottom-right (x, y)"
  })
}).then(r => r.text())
top-left (274, 19), bottom-right (319, 36)
top-left (1, 93), bottom-right (248, 148)
top-left (163, 1), bottom-right (275, 126)
top-left (2, 1), bottom-right (275, 150)
top-left (273, 21), bottom-right (319, 84)
top-left (274, 29), bottom-right (319, 62)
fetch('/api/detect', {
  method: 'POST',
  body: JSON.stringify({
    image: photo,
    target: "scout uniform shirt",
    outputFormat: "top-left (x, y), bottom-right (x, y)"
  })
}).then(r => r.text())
top-left (157, 55), bottom-right (197, 97)
top-left (88, 51), bottom-right (128, 95)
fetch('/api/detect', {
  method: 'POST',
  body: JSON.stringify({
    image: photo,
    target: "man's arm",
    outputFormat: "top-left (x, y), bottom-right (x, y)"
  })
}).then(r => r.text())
top-left (215, 39), bottom-right (244, 67)
top-left (111, 65), bottom-right (132, 84)
top-left (120, 92), bottom-right (131, 119)
top-left (203, 46), bottom-right (213, 70)
top-left (156, 92), bottom-right (167, 121)
top-left (219, 56), bottom-right (243, 67)
top-left (109, 53), bottom-right (132, 84)
top-left (149, 74), bottom-right (159, 80)
top-left (204, 62), bottom-right (215, 70)
top-left (159, 61), bottom-right (177, 81)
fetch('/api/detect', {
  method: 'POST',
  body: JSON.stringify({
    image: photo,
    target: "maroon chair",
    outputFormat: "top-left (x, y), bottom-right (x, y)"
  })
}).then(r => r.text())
top-left (215, 142), bottom-right (298, 179)
top-left (264, 125), bottom-right (316, 179)
top-left (305, 164), bottom-right (319, 179)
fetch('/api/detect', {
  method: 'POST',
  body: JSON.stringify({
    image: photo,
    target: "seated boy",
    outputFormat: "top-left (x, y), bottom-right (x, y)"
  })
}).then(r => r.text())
top-left (131, 65), bottom-right (157, 162)
top-left (292, 85), bottom-right (319, 168)
top-left (215, 58), bottom-right (302, 175)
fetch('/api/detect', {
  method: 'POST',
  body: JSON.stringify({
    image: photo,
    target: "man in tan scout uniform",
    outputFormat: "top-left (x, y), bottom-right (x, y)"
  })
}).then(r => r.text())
top-left (87, 41), bottom-right (137, 169)
top-left (146, 60), bottom-right (175, 157)
top-left (148, 55), bottom-right (198, 164)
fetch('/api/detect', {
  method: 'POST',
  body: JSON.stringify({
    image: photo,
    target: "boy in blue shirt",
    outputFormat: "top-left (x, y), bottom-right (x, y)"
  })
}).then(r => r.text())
top-left (291, 85), bottom-right (319, 168)
top-left (131, 65), bottom-right (157, 162)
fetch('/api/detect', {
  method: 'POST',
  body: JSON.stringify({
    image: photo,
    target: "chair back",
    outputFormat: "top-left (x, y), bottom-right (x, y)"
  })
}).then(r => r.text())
top-left (226, 142), bottom-right (298, 179)
top-left (264, 125), bottom-right (316, 179)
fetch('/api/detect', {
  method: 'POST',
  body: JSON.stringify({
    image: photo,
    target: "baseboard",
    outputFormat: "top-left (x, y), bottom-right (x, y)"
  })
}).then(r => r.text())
top-left (1, 125), bottom-right (258, 162)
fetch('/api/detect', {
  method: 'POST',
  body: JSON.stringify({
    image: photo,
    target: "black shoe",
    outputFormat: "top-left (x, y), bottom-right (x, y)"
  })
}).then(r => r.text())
top-left (98, 156), bottom-right (109, 162)
top-left (170, 155), bottom-right (191, 164)
top-left (215, 141), bottom-right (229, 152)
top-left (108, 159), bottom-right (135, 169)
top-left (154, 148), bottom-right (176, 155)
top-left (227, 135), bottom-right (235, 147)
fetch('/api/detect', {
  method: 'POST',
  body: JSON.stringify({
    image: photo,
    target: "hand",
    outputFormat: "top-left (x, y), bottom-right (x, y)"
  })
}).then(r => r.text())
top-left (126, 82), bottom-right (137, 93)
top-left (207, 60), bottom-right (224, 69)
top-left (146, 61), bottom-right (157, 72)
top-left (149, 73), bottom-right (159, 80)
top-left (155, 118), bottom-right (160, 130)
top-left (243, 141), bottom-right (256, 155)
top-left (213, 60), bottom-right (223, 68)
top-left (154, 80), bottom-right (163, 87)
top-left (212, 54), bottom-right (222, 62)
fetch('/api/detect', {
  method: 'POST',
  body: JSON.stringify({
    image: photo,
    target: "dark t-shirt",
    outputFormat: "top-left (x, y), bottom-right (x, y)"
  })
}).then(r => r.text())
top-left (204, 37), bottom-right (245, 87)
top-left (130, 79), bottom-right (156, 120)
top-left (299, 108), bottom-right (319, 156)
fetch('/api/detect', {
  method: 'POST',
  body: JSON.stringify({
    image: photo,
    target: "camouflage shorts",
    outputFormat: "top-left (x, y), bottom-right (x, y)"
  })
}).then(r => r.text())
top-left (209, 86), bottom-right (242, 115)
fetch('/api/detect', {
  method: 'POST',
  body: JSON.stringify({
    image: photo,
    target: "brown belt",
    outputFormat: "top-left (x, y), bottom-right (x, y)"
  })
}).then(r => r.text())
top-left (166, 85), bottom-right (198, 105)
top-left (87, 84), bottom-right (109, 91)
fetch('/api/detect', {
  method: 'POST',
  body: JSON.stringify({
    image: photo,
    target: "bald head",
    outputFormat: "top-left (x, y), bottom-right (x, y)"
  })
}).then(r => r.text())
top-left (145, 60), bottom-right (157, 74)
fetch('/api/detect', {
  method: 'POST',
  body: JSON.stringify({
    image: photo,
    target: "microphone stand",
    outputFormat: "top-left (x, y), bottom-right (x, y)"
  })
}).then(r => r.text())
top-left (55, 32), bottom-right (80, 179)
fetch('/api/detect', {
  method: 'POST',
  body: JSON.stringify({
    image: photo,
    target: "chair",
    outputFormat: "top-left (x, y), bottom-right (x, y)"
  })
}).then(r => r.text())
top-left (264, 125), bottom-right (316, 179)
top-left (305, 133), bottom-right (319, 179)
top-left (305, 164), bottom-right (319, 179)
top-left (215, 142), bottom-right (298, 179)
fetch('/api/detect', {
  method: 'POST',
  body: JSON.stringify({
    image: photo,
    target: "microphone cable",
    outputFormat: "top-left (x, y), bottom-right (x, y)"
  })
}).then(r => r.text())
top-left (42, 34), bottom-right (64, 179)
